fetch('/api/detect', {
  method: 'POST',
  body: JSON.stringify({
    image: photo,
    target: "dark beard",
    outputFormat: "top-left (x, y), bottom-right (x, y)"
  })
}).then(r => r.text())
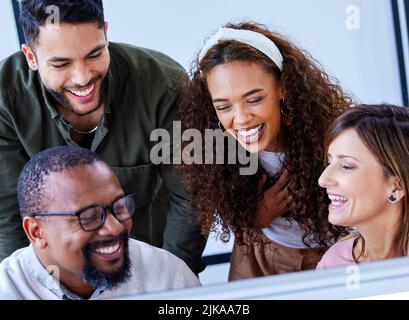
top-left (82, 231), bottom-right (132, 291)
top-left (46, 75), bottom-right (109, 116)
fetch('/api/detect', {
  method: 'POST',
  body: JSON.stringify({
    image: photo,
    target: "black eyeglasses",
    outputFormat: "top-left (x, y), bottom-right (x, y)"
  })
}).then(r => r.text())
top-left (30, 194), bottom-right (136, 231)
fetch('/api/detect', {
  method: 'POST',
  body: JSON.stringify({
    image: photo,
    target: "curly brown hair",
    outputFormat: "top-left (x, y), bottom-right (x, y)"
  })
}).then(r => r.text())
top-left (180, 22), bottom-right (352, 249)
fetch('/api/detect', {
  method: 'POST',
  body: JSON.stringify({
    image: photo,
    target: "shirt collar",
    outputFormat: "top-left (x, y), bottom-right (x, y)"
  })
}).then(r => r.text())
top-left (26, 244), bottom-right (106, 300)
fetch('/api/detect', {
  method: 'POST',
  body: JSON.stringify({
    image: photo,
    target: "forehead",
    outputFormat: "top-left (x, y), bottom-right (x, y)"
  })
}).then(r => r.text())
top-left (206, 61), bottom-right (276, 95)
top-left (44, 162), bottom-right (122, 211)
top-left (36, 22), bottom-right (105, 57)
top-left (329, 129), bottom-right (377, 161)
top-left (329, 129), bottom-right (362, 150)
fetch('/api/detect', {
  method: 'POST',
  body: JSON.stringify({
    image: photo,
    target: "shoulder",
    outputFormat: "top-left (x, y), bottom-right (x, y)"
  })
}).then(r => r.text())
top-left (316, 237), bottom-right (357, 270)
top-left (0, 246), bottom-right (28, 275)
top-left (0, 247), bottom-right (31, 299)
top-left (0, 51), bottom-right (41, 119)
top-left (108, 42), bottom-right (186, 93)
top-left (129, 238), bottom-right (193, 270)
top-left (113, 239), bottom-right (200, 296)
top-left (0, 51), bottom-right (33, 97)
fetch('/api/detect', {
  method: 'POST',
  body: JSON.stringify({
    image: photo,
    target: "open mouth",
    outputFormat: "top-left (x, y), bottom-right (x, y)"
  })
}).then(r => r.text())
top-left (327, 193), bottom-right (349, 210)
top-left (66, 81), bottom-right (97, 103)
top-left (92, 240), bottom-right (122, 261)
top-left (235, 123), bottom-right (265, 144)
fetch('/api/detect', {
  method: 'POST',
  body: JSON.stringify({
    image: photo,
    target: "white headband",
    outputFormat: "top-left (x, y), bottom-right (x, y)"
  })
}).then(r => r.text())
top-left (198, 27), bottom-right (284, 71)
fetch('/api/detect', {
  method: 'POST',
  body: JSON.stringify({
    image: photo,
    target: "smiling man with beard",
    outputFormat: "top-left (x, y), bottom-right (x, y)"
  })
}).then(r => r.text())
top-left (0, 0), bottom-right (207, 276)
top-left (0, 146), bottom-right (200, 300)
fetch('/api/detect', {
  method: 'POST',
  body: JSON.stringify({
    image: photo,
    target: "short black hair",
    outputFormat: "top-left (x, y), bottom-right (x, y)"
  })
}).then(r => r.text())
top-left (19, 0), bottom-right (105, 47)
top-left (17, 146), bottom-right (103, 217)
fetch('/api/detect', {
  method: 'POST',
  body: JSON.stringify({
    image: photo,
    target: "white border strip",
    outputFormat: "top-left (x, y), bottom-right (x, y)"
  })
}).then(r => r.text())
top-left (398, 0), bottom-right (409, 103)
top-left (119, 256), bottom-right (409, 300)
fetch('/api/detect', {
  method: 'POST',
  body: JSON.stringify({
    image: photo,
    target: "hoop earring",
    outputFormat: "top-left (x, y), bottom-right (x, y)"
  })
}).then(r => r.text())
top-left (280, 98), bottom-right (293, 126)
top-left (388, 194), bottom-right (397, 203)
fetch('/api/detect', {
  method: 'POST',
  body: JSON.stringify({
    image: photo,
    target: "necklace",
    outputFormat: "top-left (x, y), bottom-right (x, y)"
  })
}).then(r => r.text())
top-left (69, 123), bottom-right (99, 135)
top-left (60, 116), bottom-right (99, 135)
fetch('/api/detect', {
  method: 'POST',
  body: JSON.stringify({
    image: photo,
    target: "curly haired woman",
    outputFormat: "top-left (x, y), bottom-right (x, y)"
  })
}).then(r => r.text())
top-left (181, 22), bottom-right (352, 280)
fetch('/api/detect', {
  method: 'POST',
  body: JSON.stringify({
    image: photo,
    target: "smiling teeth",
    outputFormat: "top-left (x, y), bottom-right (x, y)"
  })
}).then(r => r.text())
top-left (95, 243), bottom-right (120, 254)
top-left (328, 195), bottom-right (348, 203)
top-left (237, 124), bottom-right (263, 139)
top-left (69, 83), bottom-right (95, 97)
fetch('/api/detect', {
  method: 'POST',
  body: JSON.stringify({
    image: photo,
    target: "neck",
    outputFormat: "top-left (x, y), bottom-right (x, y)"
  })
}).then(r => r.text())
top-left (58, 105), bottom-right (104, 132)
top-left (354, 206), bottom-right (403, 262)
top-left (60, 279), bottom-right (95, 299)
top-left (35, 249), bottom-right (94, 299)
top-left (265, 135), bottom-right (288, 153)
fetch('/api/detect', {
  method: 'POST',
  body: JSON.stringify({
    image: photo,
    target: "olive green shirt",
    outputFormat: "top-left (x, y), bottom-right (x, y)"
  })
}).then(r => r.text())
top-left (0, 42), bottom-right (206, 274)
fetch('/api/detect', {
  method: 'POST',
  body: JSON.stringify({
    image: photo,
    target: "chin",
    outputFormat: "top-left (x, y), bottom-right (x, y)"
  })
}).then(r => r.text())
top-left (239, 143), bottom-right (260, 154)
top-left (235, 137), bottom-right (265, 153)
top-left (105, 262), bottom-right (124, 274)
top-left (95, 258), bottom-right (124, 275)
top-left (75, 104), bottom-right (98, 113)
top-left (71, 103), bottom-right (101, 116)
top-left (328, 215), bottom-right (348, 227)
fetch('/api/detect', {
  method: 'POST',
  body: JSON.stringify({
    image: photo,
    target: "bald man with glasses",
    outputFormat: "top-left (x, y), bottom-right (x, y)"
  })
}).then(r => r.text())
top-left (0, 146), bottom-right (200, 300)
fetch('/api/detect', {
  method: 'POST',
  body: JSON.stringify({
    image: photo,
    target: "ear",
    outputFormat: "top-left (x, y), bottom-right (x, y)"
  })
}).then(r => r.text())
top-left (21, 44), bottom-right (39, 71)
top-left (22, 216), bottom-right (48, 250)
top-left (104, 21), bottom-right (109, 41)
top-left (388, 176), bottom-right (405, 202)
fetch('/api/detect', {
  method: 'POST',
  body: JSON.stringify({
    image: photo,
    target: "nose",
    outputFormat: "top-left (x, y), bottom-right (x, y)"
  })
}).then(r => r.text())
top-left (98, 209), bottom-right (124, 236)
top-left (233, 105), bottom-right (252, 126)
top-left (70, 62), bottom-right (93, 87)
top-left (318, 165), bottom-right (336, 189)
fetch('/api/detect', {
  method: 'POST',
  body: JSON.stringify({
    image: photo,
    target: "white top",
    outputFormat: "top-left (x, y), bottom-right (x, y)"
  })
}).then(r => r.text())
top-left (259, 151), bottom-right (318, 249)
top-left (0, 239), bottom-right (200, 300)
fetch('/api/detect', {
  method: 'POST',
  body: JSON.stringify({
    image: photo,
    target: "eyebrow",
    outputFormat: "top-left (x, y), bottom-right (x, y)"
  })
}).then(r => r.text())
top-left (47, 44), bottom-right (106, 63)
top-left (78, 193), bottom-right (126, 211)
top-left (328, 153), bottom-right (360, 162)
top-left (212, 88), bottom-right (265, 103)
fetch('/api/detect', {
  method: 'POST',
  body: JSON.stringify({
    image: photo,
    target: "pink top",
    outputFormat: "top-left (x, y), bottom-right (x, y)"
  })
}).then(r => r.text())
top-left (316, 237), bottom-right (357, 269)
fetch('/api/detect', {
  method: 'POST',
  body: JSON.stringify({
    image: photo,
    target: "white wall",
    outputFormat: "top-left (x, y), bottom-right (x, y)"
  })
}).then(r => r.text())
top-left (0, 1), bottom-right (20, 61)
top-left (103, 0), bottom-right (403, 106)
top-left (0, 1), bottom-right (404, 106)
